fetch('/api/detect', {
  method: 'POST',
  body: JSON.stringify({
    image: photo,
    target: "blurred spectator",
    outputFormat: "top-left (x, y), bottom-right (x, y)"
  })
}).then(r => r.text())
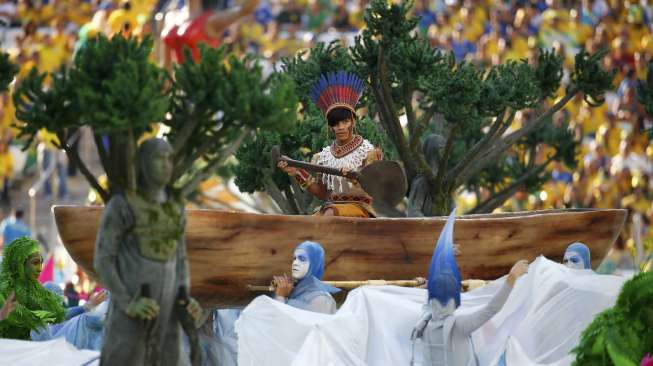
top-left (276, 0), bottom-right (303, 28)
top-left (0, 208), bottom-right (31, 247)
top-left (451, 23), bottom-right (475, 61)
top-left (413, 0), bottom-right (436, 32)
top-left (38, 130), bottom-right (68, 200)
top-left (0, 0), bottom-right (16, 30)
top-left (0, 139), bottom-right (13, 204)
top-left (107, 1), bottom-right (138, 36)
top-left (64, 282), bottom-right (80, 307)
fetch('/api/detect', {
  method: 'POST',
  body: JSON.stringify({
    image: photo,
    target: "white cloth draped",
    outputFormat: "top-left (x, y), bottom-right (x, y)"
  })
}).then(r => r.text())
top-left (0, 338), bottom-right (99, 366)
top-left (237, 257), bottom-right (626, 366)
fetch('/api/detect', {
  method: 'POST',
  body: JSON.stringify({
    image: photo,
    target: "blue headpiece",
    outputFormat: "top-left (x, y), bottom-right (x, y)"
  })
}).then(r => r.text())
top-left (295, 241), bottom-right (326, 280)
top-left (427, 209), bottom-right (462, 307)
top-left (565, 242), bottom-right (591, 269)
top-left (309, 71), bottom-right (364, 119)
top-left (292, 241), bottom-right (340, 297)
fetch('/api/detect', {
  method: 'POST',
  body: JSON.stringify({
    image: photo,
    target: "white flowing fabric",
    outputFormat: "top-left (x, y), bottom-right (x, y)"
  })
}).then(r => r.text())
top-left (0, 338), bottom-right (99, 366)
top-left (236, 257), bottom-right (626, 366)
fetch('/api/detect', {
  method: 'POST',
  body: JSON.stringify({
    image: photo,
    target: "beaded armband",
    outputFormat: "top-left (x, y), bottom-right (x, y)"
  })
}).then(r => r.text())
top-left (294, 169), bottom-right (315, 190)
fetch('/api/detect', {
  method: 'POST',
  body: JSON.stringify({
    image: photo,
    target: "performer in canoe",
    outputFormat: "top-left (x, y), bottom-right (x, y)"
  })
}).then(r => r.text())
top-left (277, 71), bottom-right (383, 217)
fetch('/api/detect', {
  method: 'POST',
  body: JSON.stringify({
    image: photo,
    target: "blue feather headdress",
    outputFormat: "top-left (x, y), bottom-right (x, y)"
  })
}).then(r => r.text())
top-left (427, 208), bottom-right (462, 307)
top-left (309, 71), bottom-right (364, 119)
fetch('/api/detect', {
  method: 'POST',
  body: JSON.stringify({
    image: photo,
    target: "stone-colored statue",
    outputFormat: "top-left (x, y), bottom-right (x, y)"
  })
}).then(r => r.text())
top-left (94, 138), bottom-right (201, 365)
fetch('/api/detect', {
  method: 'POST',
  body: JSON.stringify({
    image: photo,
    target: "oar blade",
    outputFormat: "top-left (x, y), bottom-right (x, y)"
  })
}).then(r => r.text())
top-left (359, 160), bottom-right (407, 208)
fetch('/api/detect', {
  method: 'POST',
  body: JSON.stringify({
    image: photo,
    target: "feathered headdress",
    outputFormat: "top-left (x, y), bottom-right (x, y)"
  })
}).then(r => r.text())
top-left (310, 71), bottom-right (364, 119)
top-left (427, 208), bottom-right (462, 307)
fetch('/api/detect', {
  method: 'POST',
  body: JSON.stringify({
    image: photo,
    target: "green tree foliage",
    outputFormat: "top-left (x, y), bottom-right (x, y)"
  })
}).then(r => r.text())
top-left (13, 35), bottom-right (298, 202)
top-left (572, 271), bottom-right (653, 366)
top-left (240, 0), bottom-right (613, 216)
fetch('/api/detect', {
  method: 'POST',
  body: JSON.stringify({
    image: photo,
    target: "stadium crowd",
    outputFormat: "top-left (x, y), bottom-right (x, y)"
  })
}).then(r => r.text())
top-left (1, 0), bottom-right (652, 280)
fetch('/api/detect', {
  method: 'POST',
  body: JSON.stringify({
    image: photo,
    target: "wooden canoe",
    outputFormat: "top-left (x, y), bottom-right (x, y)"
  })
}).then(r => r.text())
top-left (53, 206), bottom-right (626, 307)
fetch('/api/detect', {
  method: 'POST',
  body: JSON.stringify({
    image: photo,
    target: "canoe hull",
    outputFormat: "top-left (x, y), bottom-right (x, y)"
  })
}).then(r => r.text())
top-left (54, 207), bottom-right (626, 307)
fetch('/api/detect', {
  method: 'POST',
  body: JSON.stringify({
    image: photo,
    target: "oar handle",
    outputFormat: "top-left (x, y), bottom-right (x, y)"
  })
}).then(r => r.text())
top-left (247, 278), bottom-right (427, 292)
top-left (284, 158), bottom-right (360, 180)
top-left (271, 145), bottom-right (360, 179)
top-left (247, 279), bottom-right (487, 292)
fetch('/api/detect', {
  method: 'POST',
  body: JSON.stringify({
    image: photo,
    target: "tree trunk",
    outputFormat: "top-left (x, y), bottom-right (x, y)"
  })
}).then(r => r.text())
top-left (428, 187), bottom-right (455, 216)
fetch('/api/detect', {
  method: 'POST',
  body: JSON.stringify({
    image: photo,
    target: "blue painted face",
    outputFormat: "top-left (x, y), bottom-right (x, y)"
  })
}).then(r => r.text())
top-left (292, 248), bottom-right (310, 279)
top-left (564, 242), bottom-right (591, 270)
top-left (292, 241), bottom-right (326, 280)
top-left (563, 251), bottom-right (585, 269)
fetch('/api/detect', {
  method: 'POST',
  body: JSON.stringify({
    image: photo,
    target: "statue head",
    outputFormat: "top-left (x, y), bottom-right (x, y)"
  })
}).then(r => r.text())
top-left (291, 241), bottom-right (326, 280)
top-left (422, 134), bottom-right (447, 169)
top-left (563, 242), bottom-right (591, 270)
top-left (137, 138), bottom-right (174, 192)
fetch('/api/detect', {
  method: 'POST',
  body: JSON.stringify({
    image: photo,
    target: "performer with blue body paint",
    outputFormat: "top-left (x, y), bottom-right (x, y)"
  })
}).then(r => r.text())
top-left (411, 209), bottom-right (529, 366)
top-left (272, 241), bottom-right (341, 314)
top-left (563, 242), bottom-right (591, 270)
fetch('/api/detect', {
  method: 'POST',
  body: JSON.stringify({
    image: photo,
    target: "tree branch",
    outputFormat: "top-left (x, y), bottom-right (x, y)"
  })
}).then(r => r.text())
top-left (448, 110), bottom-right (514, 183)
top-left (263, 175), bottom-right (293, 214)
top-left (172, 127), bottom-right (222, 182)
top-left (289, 176), bottom-right (313, 214)
top-left (434, 125), bottom-right (456, 189)
top-left (283, 185), bottom-right (300, 214)
top-left (469, 155), bottom-right (555, 214)
top-left (456, 91), bottom-right (576, 187)
top-left (502, 92), bottom-right (576, 146)
top-left (92, 133), bottom-right (111, 180)
top-left (374, 44), bottom-right (416, 178)
top-left (180, 128), bottom-right (250, 197)
top-left (57, 132), bottom-right (110, 202)
top-left (126, 127), bottom-right (137, 192)
top-left (407, 106), bottom-right (438, 183)
top-left (403, 86), bottom-right (416, 136)
top-left (171, 111), bottom-right (201, 155)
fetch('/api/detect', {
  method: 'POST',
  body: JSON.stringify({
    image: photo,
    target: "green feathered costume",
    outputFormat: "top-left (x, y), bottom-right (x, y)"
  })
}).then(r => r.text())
top-left (572, 271), bottom-right (653, 366)
top-left (0, 237), bottom-right (65, 339)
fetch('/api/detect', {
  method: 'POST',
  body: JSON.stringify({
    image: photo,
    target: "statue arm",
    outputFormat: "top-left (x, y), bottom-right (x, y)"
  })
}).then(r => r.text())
top-left (93, 196), bottom-right (135, 312)
top-left (452, 282), bottom-right (512, 336)
top-left (176, 212), bottom-right (191, 289)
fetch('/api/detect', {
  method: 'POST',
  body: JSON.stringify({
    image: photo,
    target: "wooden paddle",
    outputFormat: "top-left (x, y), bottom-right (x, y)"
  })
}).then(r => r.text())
top-left (271, 146), bottom-right (407, 207)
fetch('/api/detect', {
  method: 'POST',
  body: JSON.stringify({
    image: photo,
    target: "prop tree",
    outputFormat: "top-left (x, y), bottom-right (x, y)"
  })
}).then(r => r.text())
top-left (13, 35), bottom-right (298, 202)
top-left (235, 0), bottom-right (614, 216)
top-left (572, 271), bottom-right (653, 366)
